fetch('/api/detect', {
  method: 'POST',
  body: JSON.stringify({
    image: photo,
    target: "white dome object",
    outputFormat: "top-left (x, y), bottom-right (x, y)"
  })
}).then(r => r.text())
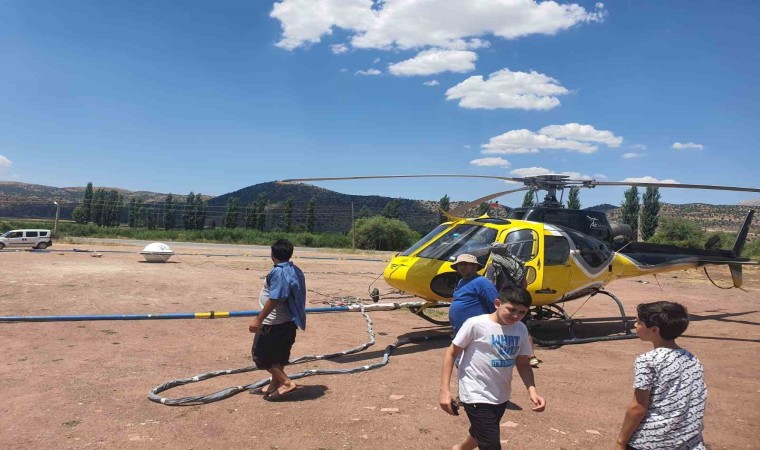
top-left (140, 242), bottom-right (175, 263)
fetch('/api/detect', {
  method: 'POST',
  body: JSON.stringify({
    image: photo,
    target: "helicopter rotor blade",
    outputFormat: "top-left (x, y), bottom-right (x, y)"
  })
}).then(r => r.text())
top-left (593, 181), bottom-right (760, 193)
top-left (448, 187), bottom-right (531, 217)
top-left (281, 174), bottom-right (527, 183)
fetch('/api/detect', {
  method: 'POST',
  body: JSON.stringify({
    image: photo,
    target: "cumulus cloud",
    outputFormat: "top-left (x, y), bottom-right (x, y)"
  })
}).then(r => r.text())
top-left (672, 142), bottom-right (704, 150)
top-left (470, 157), bottom-right (510, 167)
top-left (629, 144), bottom-right (647, 150)
top-left (331, 43), bottom-right (349, 54)
top-left (594, 173), bottom-right (608, 179)
top-left (271, 0), bottom-right (606, 51)
top-left (388, 49), bottom-right (477, 76)
top-left (623, 176), bottom-right (679, 184)
top-left (539, 123), bottom-right (622, 147)
top-left (423, 80), bottom-right (440, 86)
top-left (446, 69), bottom-right (569, 110)
top-left (622, 153), bottom-right (644, 159)
top-left (355, 68), bottom-right (381, 76)
top-left (510, 167), bottom-right (591, 180)
top-left (481, 124), bottom-right (622, 154)
top-left (0, 154), bottom-right (11, 168)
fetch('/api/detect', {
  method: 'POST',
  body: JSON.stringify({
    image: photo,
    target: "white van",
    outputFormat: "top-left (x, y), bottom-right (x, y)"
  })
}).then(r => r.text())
top-left (0, 229), bottom-right (54, 249)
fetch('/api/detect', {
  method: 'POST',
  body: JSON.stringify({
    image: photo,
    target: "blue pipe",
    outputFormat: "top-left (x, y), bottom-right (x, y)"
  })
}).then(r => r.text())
top-left (0, 306), bottom-right (352, 323)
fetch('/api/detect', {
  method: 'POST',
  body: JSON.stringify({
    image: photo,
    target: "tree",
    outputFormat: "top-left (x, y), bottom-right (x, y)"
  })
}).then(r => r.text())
top-left (306, 196), bottom-right (316, 233)
top-left (136, 200), bottom-right (146, 228)
top-left (194, 193), bottom-right (207, 230)
top-left (438, 194), bottom-right (450, 222)
top-left (621, 187), bottom-right (640, 240)
top-left (255, 192), bottom-right (268, 231)
top-left (283, 196), bottom-right (294, 232)
top-left (567, 187), bottom-right (581, 209)
top-left (163, 194), bottom-right (177, 230)
top-left (640, 187), bottom-right (661, 241)
top-left (223, 197), bottom-right (240, 229)
top-left (382, 198), bottom-right (401, 219)
top-left (358, 205), bottom-right (371, 219)
top-left (128, 198), bottom-right (138, 228)
top-left (72, 206), bottom-right (87, 224)
top-left (83, 182), bottom-right (94, 223)
top-left (182, 191), bottom-right (195, 230)
top-left (476, 202), bottom-right (490, 216)
top-left (648, 217), bottom-right (704, 248)
top-left (350, 216), bottom-right (419, 251)
top-left (244, 202), bottom-right (257, 229)
top-left (521, 190), bottom-right (535, 207)
top-left (91, 189), bottom-right (105, 226)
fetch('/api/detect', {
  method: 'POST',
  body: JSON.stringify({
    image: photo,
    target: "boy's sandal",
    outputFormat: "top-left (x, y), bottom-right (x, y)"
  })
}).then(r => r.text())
top-left (529, 356), bottom-right (542, 367)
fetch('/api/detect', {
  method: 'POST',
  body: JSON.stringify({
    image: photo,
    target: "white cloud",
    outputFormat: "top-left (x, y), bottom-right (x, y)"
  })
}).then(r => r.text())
top-left (623, 176), bottom-right (679, 184)
top-left (0, 155), bottom-right (11, 168)
top-left (470, 157), bottom-right (510, 167)
top-left (446, 69), bottom-right (569, 110)
top-left (388, 49), bottom-right (477, 76)
top-left (482, 129), bottom-right (597, 154)
top-left (672, 142), bottom-right (704, 150)
top-left (539, 123), bottom-right (622, 147)
top-left (629, 143), bottom-right (647, 150)
top-left (271, 0), bottom-right (606, 51)
top-left (331, 43), bottom-right (349, 54)
top-left (463, 144), bottom-right (471, 149)
top-left (423, 80), bottom-right (440, 86)
top-left (622, 152), bottom-right (644, 159)
top-left (355, 68), bottom-right (381, 76)
top-left (594, 173), bottom-right (608, 179)
top-left (509, 167), bottom-right (591, 180)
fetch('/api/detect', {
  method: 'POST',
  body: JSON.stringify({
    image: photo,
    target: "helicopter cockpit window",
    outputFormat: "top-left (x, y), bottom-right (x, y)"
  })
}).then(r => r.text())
top-left (399, 224), bottom-right (449, 257)
top-left (503, 229), bottom-right (538, 262)
top-left (561, 227), bottom-right (612, 268)
top-left (544, 236), bottom-right (570, 266)
top-left (417, 224), bottom-right (497, 266)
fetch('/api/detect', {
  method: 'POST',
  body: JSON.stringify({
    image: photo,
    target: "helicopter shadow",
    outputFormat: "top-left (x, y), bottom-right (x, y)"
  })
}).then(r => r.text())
top-left (529, 318), bottom-right (636, 349)
top-left (331, 329), bottom-right (452, 365)
top-left (688, 310), bottom-right (759, 327)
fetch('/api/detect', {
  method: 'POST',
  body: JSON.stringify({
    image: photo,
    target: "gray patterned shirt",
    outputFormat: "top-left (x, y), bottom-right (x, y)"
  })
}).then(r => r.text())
top-left (629, 347), bottom-right (707, 450)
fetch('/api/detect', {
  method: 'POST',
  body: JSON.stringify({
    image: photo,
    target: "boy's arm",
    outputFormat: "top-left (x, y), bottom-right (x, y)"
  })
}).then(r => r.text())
top-left (515, 355), bottom-right (546, 412)
top-left (615, 389), bottom-right (650, 449)
top-left (439, 344), bottom-right (464, 415)
top-left (249, 299), bottom-right (277, 333)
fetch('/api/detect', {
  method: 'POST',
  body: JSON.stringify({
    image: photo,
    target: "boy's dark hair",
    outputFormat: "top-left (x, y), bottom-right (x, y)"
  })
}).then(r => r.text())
top-left (636, 301), bottom-right (689, 340)
top-left (498, 286), bottom-right (532, 308)
top-left (271, 239), bottom-right (294, 261)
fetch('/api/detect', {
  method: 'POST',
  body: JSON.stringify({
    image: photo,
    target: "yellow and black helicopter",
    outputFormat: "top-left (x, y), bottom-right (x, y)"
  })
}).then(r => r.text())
top-left (284, 174), bottom-right (759, 345)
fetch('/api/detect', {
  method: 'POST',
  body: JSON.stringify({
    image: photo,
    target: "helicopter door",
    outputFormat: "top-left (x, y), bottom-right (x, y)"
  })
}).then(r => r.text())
top-left (534, 234), bottom-right (572, 305)
top-left (500, 228), bottom-right (542, 295)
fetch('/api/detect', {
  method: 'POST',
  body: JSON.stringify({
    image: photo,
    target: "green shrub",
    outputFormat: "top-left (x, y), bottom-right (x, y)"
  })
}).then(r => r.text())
top-left (350, 216), bottom-right (420, 251)
top-left (648, 217), bottom-right (705, 248)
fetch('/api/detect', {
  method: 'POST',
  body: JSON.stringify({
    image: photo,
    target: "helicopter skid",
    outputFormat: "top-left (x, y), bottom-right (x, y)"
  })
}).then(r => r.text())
top-left (408, 302), bottom-right (452, 326)
top-left (527, 290), bottom-right (637, 347)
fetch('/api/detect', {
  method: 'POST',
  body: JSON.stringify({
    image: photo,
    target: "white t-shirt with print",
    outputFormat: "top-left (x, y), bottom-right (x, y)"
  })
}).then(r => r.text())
top-left (628, 347), bottom-right (707, 450)
top-left (452, 314), bottom-right (532, 405)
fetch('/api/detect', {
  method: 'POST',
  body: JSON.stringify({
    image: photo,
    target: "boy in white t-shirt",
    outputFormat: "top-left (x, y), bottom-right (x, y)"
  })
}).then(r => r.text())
top-left (440, 287), bottom-right (546, 450)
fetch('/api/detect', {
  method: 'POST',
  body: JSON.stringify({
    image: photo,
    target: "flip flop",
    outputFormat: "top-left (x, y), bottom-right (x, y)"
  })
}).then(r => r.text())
top-left (264, 386), bottom-right (298, 402)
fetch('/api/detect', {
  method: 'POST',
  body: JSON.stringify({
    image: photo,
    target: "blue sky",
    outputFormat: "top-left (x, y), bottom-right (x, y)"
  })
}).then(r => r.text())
top-left (1, 0), bottom-right (758, 207)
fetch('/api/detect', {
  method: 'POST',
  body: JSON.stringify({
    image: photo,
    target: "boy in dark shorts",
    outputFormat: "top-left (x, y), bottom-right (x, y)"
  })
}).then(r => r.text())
top-left (248, 239), bottom-right (306, 401)
top-left (440, 287), bottom-right (546, 450)
top-left (615, 301), bottom-right (707, 450)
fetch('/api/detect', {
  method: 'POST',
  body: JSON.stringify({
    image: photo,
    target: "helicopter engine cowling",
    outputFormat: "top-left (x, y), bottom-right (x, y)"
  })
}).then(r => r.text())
top-left (609, 222), bottom-right (635, 241)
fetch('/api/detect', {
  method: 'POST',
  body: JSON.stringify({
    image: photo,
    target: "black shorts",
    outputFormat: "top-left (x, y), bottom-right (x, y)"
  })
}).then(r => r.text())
top-left (251, 321), bottom-right (297, 370)
top-left (463, 401), bottom-right (508, 450)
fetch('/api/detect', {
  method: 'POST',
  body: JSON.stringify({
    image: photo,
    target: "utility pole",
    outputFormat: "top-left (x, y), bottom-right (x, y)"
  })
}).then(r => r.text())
top-left (351, 202), bottom-right (356, 251)
top-left (53, 201), bottom-right (60, 236)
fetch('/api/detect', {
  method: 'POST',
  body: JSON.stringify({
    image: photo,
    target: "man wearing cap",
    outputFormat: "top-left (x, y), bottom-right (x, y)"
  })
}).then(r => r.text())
top-left (448, 253), bottom-right (500, 336)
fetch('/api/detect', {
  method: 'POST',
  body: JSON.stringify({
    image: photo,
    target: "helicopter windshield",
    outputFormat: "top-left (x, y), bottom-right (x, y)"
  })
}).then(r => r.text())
top-left (416, 224), bottom-right (497, 265)
top-left (399, 224), bottom-right (449, 257)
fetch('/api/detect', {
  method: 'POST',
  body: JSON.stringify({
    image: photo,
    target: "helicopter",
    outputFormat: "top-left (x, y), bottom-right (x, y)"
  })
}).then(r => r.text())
top-left (282, 174), bottom-right (759, 345)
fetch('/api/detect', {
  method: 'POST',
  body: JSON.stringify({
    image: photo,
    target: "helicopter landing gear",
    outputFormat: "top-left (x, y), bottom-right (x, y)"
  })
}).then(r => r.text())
top-left (527, 290), bottom-right (637, 347)
top-left (408, 302), bottom-right (451, 326)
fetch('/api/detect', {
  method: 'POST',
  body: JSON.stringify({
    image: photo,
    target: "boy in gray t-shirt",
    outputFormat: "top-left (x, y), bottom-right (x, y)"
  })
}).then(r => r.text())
top-left (616, 301), bottom-right (707, 450)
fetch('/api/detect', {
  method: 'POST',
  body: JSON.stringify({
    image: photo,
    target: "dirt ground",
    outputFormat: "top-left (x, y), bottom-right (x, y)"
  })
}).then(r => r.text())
top-left (1, 242), bottom-right (759, 450)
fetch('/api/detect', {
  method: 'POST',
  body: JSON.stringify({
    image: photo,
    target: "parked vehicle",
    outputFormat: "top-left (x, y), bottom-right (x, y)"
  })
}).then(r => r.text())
top-left (0, 229), bottom-right (54, 249)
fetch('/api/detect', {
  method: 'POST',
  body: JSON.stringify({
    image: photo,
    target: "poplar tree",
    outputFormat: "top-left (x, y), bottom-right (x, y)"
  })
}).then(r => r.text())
top-left (223, 197), bottom-right (240, 229)
top-left (194, 193), bottom-right (207, 230)
top-left (438, 194), bottom-right (450, 222)
top-left (521, 190), bottom-right (536, 207)
top-left (163, 194), bottom-right (176, 230)
top-left (244, 202), bottom-right (257, 229)
top-left (621, 186), bottom-right (640, 240)
top-left (567, 187), bottom-right (581, 209)
top-left (283, 196), bottom-right (294, 232)
top-left (358, 205), bottom-right (370, 219)
top-left (182, 192), bottom-right (195, 230)
top-left (382, 198), bottom-right (401, 219)
top-left (640, 187), bottom-right (661, 241)
top-left (83, 182), bottom-right (94, 223)
top-left (306, 196), bottom-right (316, 233)
top-left (255, 193), bottom-right (268, 231)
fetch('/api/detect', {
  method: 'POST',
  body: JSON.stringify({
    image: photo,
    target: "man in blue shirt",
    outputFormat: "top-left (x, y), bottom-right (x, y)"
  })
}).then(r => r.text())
top-left (448, 253), bottom-right (499, 336)
top-left (249, 239), bottom-right (306, 401)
